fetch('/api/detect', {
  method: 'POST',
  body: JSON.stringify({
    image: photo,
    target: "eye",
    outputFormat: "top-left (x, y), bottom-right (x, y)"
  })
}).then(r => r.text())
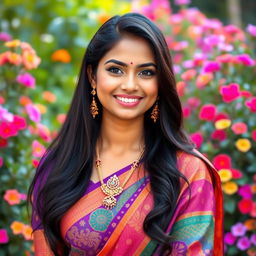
top-left (106, 66), bottom-right (123, 75)
top-left (139, 69), bottom-right (156, 77)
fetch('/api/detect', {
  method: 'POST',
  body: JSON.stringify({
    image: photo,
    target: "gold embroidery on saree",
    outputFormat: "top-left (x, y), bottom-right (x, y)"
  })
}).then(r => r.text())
top-left (67, 226), bottom-right (101, 250)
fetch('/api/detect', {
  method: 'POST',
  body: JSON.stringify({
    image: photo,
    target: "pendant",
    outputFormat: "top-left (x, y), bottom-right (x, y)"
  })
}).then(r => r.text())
top-left (102, 195), bottom-right (117, 209)
top-left (100, 175), bottom-right (123, 209)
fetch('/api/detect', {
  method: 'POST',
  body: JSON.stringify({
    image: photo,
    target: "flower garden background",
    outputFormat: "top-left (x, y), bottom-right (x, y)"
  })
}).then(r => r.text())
top-left (0, 0), bottom-right (255, 255)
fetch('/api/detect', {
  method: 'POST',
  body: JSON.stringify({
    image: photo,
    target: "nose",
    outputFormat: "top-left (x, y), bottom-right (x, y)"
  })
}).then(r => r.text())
top-left (121, 73), bottom-right (138, 91)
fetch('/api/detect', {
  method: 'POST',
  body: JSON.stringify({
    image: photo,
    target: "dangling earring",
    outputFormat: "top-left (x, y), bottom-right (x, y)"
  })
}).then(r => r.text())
top-left (90, 86), bottom-right (98, 118)
top-left (151, 100), bottom-right (159, 123)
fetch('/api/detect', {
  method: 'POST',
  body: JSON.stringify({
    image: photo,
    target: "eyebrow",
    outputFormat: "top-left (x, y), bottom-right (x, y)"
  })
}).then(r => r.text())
top-left (104, 59), bottom-right (157, 68)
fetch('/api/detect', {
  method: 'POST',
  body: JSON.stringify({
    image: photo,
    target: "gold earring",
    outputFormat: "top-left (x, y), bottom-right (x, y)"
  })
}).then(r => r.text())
top-left (151, 100), bottom-right (159, 123)
top-left (90, 87), bottom-right (99, 118)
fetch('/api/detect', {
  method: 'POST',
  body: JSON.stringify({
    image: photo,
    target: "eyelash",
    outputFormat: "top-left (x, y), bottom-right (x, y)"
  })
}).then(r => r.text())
top-left (106, 66), bottom-right (156, 77)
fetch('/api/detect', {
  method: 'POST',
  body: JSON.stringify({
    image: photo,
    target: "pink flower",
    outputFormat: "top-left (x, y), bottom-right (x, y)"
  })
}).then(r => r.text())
top-left (238, 199), bottom-right (253, 214)
top-left (16, 73), bottom-right (35, 88)
top-left (235, 54), bottom-right (255, 66)
top-left (175, 0), bottom-right (190, 5)
top-left (20, 193), bottom-right (27, 200)
top-left (25, 104), bottom-right (41, 123)
top-left (245, 97), bottom-right (256, 112)
top-left (231, 223), bottom-right (247, 237)
top-left (0, 32), bottom-right (12, 42)
top-left (0, 157), bottom-right (3, 168)
top-left (202, 61), bottom-right (221, 73)
top-left (187, 97), bottom-right (201, 109)
top-left (238, 185), bottom-right (252, 199)
top-left (251, 234), bottom-right (256, 246)
top-left (237, 237), bottom-right (251, 251)
top-left (213, 154), bottom-right (231, 170)
top-left (0, 106), bottom-right (13, 122)
top-left (216, 54), bottom-right (234, 63)
top-left (12, 115), bottom-right (27, 130)
top-left (224, 232), bottom-right (236, 245)
top-left (241, 90), bottom-right (252, 98)
top-left (211, 130), bottom-right (227, 141)
top-left (0, 122), bottom-right (18, 139)
top-left (190, 132), bottom-right (203, 148)
top-left (252, 130), bottom-right (256, 141)
top-left (219, 83), bottom-right (241, 103)
top-left (32, 159), bottom-right (39, 168)
top-left (181, 69), bottom-right (197, 81)
top-left (214, 112), bottom-right (230, 122)
top-left (204, 35), bottom-right (224, 47)
top-left (32, 140), bottom-right (46, 158)
top-left (0, 229), bottom-right (9, 244)
top-left (182, 106), bottom-right (191, 118)
top-left (196, 73), bottom-right (214, 88)
top-left (199, 104), bottom-right (217, 121)
top-left (247, 24), bottom-right (256, 37)
top-left (231, 122), bottom-right (247, 135)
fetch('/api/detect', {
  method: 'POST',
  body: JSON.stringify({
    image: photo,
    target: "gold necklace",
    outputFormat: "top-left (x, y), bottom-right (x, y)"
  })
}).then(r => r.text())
top-left (95, 146), bottom-right (144, 210)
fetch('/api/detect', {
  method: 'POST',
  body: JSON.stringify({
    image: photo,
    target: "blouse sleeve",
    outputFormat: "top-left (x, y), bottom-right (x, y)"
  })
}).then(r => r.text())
top-left (167, 154), bottom-right (221, 256)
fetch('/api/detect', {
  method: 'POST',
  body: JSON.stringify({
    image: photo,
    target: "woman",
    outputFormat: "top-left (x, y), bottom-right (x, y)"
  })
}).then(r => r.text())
top-left (28, 13), bottom-right (224, 256)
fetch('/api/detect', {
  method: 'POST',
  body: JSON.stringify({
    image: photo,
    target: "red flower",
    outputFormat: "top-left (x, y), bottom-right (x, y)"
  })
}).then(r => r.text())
top-left (245, 97), bottom-right (256, 113)
top-left (238, 199), bottom-right (253, 214)
top-left (230, 168), bottom-right (243, 179)
top-left (219, 83), bottom-right (241, 103)
top-left (212, 154), bottom-right (232, 170)
top-left (241, 91), bottom-right (252, 98)
top-left (199, 104), bottom-right (217, 121)
top-left (0, 137), bottom-right (8, 147)
top-left (32, 159), bottom-right (39, 168)
top-left (0, 122), bottom-right (18, 139)
top-left (214, 112), bottom-right (230, 122)
top-left (211, 130), bottom-right (227, 141)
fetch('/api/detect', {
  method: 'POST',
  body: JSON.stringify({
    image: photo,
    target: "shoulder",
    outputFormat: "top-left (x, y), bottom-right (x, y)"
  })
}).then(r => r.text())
top-left (176, 150), bottom-right (213, 183)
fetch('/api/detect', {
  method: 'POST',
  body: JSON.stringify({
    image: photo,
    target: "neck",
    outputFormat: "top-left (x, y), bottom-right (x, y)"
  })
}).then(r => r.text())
top-left (98, 111), bottom-right (145, 156)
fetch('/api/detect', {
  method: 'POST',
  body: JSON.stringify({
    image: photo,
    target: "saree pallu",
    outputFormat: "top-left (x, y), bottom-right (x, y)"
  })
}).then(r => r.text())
top-left (32, 150), bottom-right (223, 256)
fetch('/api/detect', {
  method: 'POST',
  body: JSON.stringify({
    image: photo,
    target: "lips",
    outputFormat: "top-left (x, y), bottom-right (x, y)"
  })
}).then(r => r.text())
top-left (113, 94), bottom-right (143, 107)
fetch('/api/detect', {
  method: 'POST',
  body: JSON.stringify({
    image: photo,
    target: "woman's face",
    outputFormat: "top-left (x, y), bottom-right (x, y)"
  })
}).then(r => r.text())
top-left (89, 34), bottom-right (158, 121)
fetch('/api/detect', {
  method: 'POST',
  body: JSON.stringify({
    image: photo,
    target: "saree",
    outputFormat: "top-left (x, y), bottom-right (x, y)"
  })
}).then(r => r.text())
top-left (32, 150), bottom-right (224, 256)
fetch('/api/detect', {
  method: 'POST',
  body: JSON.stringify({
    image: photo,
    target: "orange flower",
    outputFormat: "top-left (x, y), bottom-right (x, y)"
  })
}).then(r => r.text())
top-left (176, 81), bottom-right (187, 97)
top-left (222, 181), bottom-right (238, 195)
top-left (10, 221), bottom-right (24, 235)
top-left (22, 225), bottom-right (33, 240)
top-left (4, 39), bottom-right (21, 48)
top-left (51, 49), bottom-right (71, 63)
top-left (195, 73), bottom-right (213, 88)
top-left (251, 184), bottom-right (256, 194)
top-left (3, 189), bottom-right (21, 205)
top-left (22, 50), bottom-right (41, 69)
top-left (218, 169), bottom-right (232, 182)
top-left (19, 95), bottom-right (32, 106)
top-left (244, 219), bottom-right (256, 231)
top-left (97, 13), bottom-right (111, 24)
top-left (42, 91), bottom-right (56, 103)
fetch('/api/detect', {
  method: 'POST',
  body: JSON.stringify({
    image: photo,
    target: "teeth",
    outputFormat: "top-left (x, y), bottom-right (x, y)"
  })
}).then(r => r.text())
top-left (116, 97), bottom-right (139, 103)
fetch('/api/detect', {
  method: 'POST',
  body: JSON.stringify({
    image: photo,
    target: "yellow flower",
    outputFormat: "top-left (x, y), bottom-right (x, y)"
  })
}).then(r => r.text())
top-left (4, 39), bottom-right (21, 47)
top-left (222, 181), bottom-right (238, 195)
top-left (215, 119), bottom-right (231, 130)
top-left (235, 138), bottom-right (251, 152)
top-left (218, 169), bottom-right (232, 182)
top-left (35, 103), bottom-right (47, 114)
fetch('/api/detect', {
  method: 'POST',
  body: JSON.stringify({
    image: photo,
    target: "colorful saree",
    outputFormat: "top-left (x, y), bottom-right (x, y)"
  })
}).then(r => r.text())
top-left (32, 150), bottom-right (223, 255)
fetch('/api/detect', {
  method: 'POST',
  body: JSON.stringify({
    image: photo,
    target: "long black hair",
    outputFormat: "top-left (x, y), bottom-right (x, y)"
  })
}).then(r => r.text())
top-left (28, 12), bottom-right (205, 255)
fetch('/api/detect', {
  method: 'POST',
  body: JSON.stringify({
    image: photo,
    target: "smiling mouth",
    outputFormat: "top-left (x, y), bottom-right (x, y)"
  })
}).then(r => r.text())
top-left (113, 95), bottom-right (143, 106)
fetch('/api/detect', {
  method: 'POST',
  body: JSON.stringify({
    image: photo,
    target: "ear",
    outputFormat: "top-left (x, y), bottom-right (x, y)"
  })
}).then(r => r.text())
top-left (87, 65), bottom-right (96, 87)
